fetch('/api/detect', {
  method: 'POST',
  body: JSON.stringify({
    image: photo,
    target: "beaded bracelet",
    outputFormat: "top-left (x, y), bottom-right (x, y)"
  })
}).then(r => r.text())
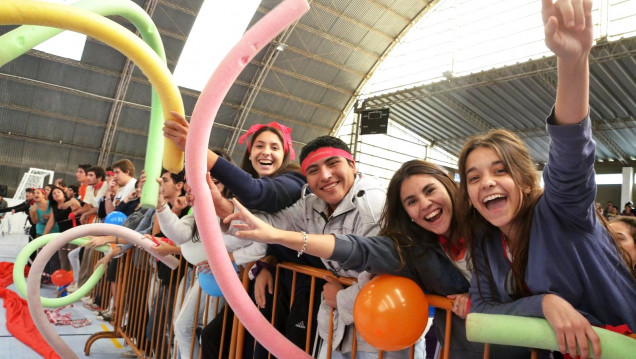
top-left (297, 231), bottom-right (308, 257)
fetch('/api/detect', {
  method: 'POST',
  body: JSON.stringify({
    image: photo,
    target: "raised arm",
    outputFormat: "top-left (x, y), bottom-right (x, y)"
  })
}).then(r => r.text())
top-left (542, 0), bottom-right (593, 125)
top-left (0, 201), bottom-right (29, 214)
top-left (227, 198), bottom-right (336, 259)
top-left (165, 112), bottom-right (306, 212)
top-left (164, 111), bottom-right (220, 171)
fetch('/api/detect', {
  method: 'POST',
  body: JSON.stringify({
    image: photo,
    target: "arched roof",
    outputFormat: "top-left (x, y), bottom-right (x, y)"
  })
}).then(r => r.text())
top-left (0, 0), bottom-right (437, 195)
top-left (1, 0), bottom-right (634, 196)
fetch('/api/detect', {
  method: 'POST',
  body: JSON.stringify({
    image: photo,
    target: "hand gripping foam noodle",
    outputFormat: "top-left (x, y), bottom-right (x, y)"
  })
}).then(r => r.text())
top-left (185, 0), bottom-right (310, 358)
top-left (467, 313), bottom-right (636, 358)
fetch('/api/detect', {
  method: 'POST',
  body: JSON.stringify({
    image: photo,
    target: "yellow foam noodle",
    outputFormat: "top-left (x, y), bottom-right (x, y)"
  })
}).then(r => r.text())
top-left (0, 0), bottom-right (184, 173)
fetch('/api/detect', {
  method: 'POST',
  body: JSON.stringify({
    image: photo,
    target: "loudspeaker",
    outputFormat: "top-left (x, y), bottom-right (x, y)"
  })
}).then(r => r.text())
top-left (360, 108), bottom-right (389, 135)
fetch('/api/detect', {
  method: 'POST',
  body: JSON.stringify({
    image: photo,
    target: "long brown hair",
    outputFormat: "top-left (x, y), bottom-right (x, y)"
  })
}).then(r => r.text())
top-left (457, 129), bottom-right (542, 299)
top-left (609, 216), bottom-right (636, 278)
top-left (239, 126), bottom-right (300, 178)
top-left (379, 160), bottom-right (460, 268)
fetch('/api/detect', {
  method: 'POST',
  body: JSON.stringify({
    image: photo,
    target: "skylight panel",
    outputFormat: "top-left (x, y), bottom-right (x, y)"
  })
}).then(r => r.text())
top-left (174, 0), bottom-right (261, 91)
top-left (32, 0), bottom-right (87, 61)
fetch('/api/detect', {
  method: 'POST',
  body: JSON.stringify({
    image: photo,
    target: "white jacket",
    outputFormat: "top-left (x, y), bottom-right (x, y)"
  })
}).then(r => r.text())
top-left (242, 174), bottom-right (386, 354)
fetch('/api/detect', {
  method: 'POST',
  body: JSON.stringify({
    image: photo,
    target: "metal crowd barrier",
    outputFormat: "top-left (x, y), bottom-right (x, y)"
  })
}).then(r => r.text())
top-left (80, 250), bottom-right (454, 359)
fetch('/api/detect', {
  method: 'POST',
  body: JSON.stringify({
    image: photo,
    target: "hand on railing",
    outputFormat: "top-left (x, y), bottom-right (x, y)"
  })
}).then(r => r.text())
top-left (542, 293), bottom-right (600, 359)
top-left (254, 269), bottom-right (273, 308)
top-left (447, 292), bottom-right (469, 319)
top-left (466, 312), bottom-right (636, 359)
top-left (322, 276), bottom-right (344, 309)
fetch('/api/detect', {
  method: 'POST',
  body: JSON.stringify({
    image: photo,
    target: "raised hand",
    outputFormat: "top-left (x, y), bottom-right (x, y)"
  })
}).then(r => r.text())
top-left (172, 196), bottom-right (189, 214)
top-left (225, 198), bottom-right (280, 244)
top-left (542, 0), bottom-right (594, 58)
top-left (163, 111), bottom-right (189, 151)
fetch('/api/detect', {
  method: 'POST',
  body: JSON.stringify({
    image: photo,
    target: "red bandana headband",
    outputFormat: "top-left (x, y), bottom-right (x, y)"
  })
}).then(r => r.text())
top-left (301, 147), bottom-right (354, 175)
top-left (238, 122), bottom-right (296, 160)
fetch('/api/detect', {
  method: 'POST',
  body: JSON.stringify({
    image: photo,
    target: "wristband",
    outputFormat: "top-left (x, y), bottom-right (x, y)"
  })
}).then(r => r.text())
top-left (156, 201), bottom-right (168, 213)
top-left (297, 231), bottom-right (308, 257)
top-left (250, 260), bottom-right (275, 279)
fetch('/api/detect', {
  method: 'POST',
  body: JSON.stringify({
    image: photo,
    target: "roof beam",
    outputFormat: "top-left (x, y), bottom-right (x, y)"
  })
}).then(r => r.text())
top-left (433, 116), bottom-right (636, 149)
top-left (269, 2), bottom-right (395, 42)
top-left (98, 0), bottom-right (160, 167)
top-left (225, 4), bottom-right (307, 156)
top-left (234, 79), bottom-right (343, 114)
top-left (293, 23), bottom-right (380, 60)
top-left (282, 44), bottom-right (368, 78)
top-left (0, 132), bottom-right (144, 161)
top-left (358, 0), bottom-right (413, 23)
top-left (365, 36), bottom-right (636, 106)
top-left (223, 102), bottom-right (330, 133)
top-left (438, 95), bottom-right (493, 132)
top-left (265, 64), bottom-right (354, 95)
top-left (0, 72), bottom-right (149, 112)
top-left (592, 126), bottom-right (629, 164)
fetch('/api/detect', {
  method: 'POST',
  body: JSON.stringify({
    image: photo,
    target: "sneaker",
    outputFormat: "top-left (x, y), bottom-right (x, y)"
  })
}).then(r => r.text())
top-left (83, 302), bottom-right (101, 311)
top-left (67, 283), bottom-right (79, 292)
top-left (97, 310), bottom-right (114, 321)
top-left (120, 350), bottom-right (137, 358)
top-left (81, 296), bottom-right (93, 304)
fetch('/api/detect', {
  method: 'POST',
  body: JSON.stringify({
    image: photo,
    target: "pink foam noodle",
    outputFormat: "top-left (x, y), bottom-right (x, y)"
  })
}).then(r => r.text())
top-left (185, 0), bottom-right (311, 358)
top-left (26, 224), bottom-right (181, 358)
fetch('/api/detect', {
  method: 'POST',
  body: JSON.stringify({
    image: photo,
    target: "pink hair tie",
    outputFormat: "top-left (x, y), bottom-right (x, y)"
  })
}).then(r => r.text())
top-left (237, 122), bottom-right (296, 160)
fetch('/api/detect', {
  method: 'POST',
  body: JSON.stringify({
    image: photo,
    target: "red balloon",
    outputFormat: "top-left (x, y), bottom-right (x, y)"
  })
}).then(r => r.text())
top-left (353, 274), bottom-right (428, 351)
top-left (51, 269), bottom-right (73, 286)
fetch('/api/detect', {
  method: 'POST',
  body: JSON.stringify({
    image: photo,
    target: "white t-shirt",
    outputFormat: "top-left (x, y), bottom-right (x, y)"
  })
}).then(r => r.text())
top-left (84, 182), bottom-right (108, 208)
top-left (113, 178), bottom-right (137, 207)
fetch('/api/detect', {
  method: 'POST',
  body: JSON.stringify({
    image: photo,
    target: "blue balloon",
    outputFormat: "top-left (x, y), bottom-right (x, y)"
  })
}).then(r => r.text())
top-left (104, 211), bottom-right (126, 225)
top-left (198, 271), bottom-right (223, 297)
top-left (198, 263), bottom-right (238, 297)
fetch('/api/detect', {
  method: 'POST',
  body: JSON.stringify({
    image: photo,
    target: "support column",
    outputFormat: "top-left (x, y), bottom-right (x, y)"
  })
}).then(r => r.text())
top-left (621, 166), bottom-right (634, 210)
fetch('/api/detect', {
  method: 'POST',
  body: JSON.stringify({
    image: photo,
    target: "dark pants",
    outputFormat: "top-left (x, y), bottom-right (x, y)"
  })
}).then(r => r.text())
top-left (146, 283), bottom-right (177, 359)
top-left (200, 279), bottom-right (322, 359)
top-left (34, 232), bottom-right (61, 277)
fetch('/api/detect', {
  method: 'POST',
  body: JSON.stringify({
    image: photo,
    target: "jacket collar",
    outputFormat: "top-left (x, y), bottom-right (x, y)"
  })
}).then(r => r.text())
top-left (310, 174), bottom-right (363, 219)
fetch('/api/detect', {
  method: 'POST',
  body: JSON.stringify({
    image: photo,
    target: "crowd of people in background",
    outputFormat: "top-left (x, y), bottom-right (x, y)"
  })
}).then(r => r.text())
top-left (2, 1), bottom-right (635, 359)
top-left (599, 200), bottom-right (636, 219)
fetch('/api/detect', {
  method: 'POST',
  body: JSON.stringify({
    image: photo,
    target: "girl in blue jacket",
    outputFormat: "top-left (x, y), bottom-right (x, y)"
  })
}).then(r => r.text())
top-left (457, 1), bottom-right (636, 358)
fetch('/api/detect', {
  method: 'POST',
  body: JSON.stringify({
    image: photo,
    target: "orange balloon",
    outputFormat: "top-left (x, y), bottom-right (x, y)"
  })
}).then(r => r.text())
top-left (353, 274), bottom-right (428, 351)
top-left (51, 269), bottom-right (73, 286)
